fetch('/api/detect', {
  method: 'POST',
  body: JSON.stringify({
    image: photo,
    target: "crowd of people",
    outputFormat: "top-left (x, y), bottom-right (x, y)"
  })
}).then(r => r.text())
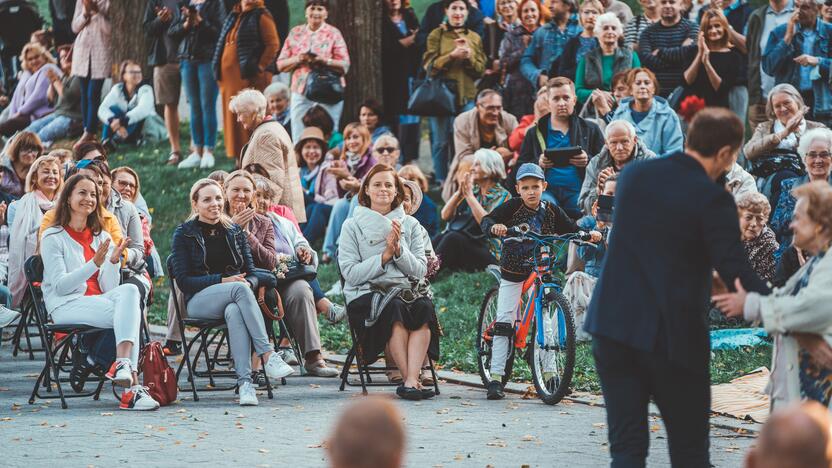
top-left (0, 1), bottom-right (830, 463)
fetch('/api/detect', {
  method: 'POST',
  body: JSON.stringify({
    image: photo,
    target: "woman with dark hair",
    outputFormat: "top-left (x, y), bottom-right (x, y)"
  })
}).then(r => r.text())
top-left (302, 104), bottom-right (342, 149)
top-left (214, 0), bottom-right (280, 160)
top-left (499, 0), bottom-right (549, 119)
top-left (1, 131), bottom-right (43, 201)
top-left (382, 0), bottom-right (420, 162)
top-left (41, 174), bottom-right (158, 410)
top-left (681, 10), bottom-right (741, 108)
top-left (277, 0), bottom-right (351, 143)
top-left (98, 61), bottom-right (156, 149)
top-left (339, 164), bottom-right (440, 400)
top-left (359, 98), bottom-right (393, 143)
top-left (170, 178), bottom-right (294, 406)
top-left (553, 0), bottom-right (603, 82)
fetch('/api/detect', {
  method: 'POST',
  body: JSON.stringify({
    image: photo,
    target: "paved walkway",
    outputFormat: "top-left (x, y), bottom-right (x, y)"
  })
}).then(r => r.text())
top-left (0, 337), bottom-right (755, 467)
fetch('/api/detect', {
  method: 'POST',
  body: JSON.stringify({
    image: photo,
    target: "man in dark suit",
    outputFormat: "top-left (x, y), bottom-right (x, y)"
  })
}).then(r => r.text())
top-left (584, 108), bottom-right (771, 467)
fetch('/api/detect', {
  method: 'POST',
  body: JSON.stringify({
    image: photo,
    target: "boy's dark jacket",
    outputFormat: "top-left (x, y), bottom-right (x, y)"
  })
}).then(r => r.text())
top-left (481, 198), bottom-right (578, 282)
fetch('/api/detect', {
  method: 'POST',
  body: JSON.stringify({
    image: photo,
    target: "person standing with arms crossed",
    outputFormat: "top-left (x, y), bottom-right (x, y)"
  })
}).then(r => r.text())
top-left (583, 108), bottom-right (771, 467)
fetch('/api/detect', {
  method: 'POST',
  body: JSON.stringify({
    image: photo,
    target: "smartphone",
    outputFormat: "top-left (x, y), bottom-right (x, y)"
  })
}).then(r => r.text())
top-left (596, 195), bottom-right (614, 223)
top-left (544, 146), bottom-right (583, 168)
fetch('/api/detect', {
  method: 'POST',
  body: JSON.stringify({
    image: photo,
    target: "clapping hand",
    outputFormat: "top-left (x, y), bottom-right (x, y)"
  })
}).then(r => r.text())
top-left (339, 176), bottom-right (361, 192)
top-left (460, 173), bottom-right (475, 200)
top-left (109, 238), bottom-right (130, 264)
top-left (297, 247), bottom-right (313, 265)
top-left (698, 32), bottom-right (710, 64)
top-left (385, 219), bottom-right (402, 258)
top-left (231, 206), bottom-right (256, 229)
top-left (92, 239), bottom-right (111, 267)
top-left (597, 167), bottom-right (615, 193)
top-left (0, 201), bottom-right (7, 226)
top-left (711, 278), bottom-right (748, 318)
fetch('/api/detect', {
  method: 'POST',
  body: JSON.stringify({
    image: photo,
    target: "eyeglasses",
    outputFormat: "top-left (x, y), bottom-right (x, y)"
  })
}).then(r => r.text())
top-left (115, 180), bottom-right (137, 189)
top-left (375, 146), bottom-right (398, 154)
top-left (807, 151), bottom-right (832, 159)
top-left (19, 145), bottom-right (40, 154)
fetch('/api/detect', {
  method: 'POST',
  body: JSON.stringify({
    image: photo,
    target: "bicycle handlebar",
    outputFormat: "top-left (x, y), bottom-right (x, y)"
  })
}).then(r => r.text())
top-left (504, 223), bottom-right (594, 245)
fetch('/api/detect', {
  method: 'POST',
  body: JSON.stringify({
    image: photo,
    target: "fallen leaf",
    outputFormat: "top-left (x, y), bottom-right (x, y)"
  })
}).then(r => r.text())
top-left (592, 423), bottom-right (606, 429)
top-left (436, 408), bottom-right (449, 415)
top-left (521, 435), bottom-right (536, 442)
top-left (258, 448), bottom-right (270, 454)
top-left (309, 384), bottom-right (320, 389)
top-left (0, 417), bottom-right (12, 421)
top-left (486, 439), bottom-right (507, 448)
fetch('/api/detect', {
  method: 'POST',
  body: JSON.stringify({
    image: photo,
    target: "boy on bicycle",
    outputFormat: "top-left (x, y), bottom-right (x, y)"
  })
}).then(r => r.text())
top-left (481, 163), bottom-right (601, 400)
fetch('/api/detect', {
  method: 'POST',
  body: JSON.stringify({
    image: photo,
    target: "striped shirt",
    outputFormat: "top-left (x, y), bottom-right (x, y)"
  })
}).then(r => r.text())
top-left (623, 14), bottom-right (656, 50)
top-left (637, 19), bottom-right (699, 96)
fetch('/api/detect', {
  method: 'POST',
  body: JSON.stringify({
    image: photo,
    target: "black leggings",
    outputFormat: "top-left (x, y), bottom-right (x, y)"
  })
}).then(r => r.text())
top-left (433, 231), bottom-right (496, 272)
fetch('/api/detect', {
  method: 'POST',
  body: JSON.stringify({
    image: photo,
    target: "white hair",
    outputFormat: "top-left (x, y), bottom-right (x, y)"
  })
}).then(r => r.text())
top-left (473, 148), bottom-right (507, 181)
top-left (797, 127), bottom-right (832, 159)
top-left (593, 12), bottom-right (622, 37)
top-left (374, 133), bottom-right (400, 150)
top-left (263, 81), bottom-right (290, 101)
top-left (229, 88), bottom-right (268, 118)
top-left (605, 119), bottom-right (636, 139)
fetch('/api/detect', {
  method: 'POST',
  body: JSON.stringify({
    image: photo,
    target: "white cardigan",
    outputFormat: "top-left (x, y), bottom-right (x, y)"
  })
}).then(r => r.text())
top-left (41, 226), bottom-right (120, 313)
top-left (97, 83), bottom-right (155, 126)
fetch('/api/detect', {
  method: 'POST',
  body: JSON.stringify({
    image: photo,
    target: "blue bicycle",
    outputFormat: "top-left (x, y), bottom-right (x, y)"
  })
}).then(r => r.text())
top-left (476, 224), bottom-right (594, 405)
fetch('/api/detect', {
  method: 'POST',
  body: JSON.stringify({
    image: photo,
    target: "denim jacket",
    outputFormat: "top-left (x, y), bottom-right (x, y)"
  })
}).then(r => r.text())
top-left (763, 19), bottom-right (832, 118)
top-left (520, 15), bottom-right (582, 89)
top-left (170, 218), bottom-right (255, 304)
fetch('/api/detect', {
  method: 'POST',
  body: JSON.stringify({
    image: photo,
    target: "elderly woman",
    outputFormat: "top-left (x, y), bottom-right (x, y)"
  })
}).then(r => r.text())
top-left (681, 10), bottom-right (742, 109)
top-left (434, 148), bottom-right (510, 271)
top-left (714, 181), bottom-right (832, 409)
top-left (422, 0), bottom-right (487, 185)
top-left (231, 89), bottom-right (306, 223)
top-left (214, 0), bottom-right (280, 160)
top-left (744, 84), bottom-right (825, 204)
top-left (736, 192), bottom-right (779, 283)
top-left (771, 128), bottom-right (832, 259)
top-left (0, 42), bottom-right (60, 136)
top-left (98, 61), bottom-right (156, 149)
top-left (264, 81), bottom-right (291, 135)
top-left (70, 0), bottom-right (111, 144)
top-left (277, 0), bottom-right (350, 143)
top-left (554, 0), bottom-right (603, 82)
top-left (24, 45), bottom-right (81, 146)
top-left (499, 0), bottom-right (549, 119)
top-left (575, 13), bottom-right (640, 113)
top-left (8, 155), bottom-right (62, 308)
top-left (1, 131), bottom-right (43, 201)
top-left (339, 164), bottom-right (440, 400)
top-left (610, 68), bottom-right (684, 158)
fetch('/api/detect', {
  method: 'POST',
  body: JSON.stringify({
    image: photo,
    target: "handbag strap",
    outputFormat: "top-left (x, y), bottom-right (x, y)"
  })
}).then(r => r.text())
top-left (425, 27), bottom-right (445, 76)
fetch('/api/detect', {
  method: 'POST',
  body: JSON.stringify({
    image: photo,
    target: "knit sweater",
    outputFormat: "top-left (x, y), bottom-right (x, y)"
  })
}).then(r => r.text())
top-left (638, 19), bottom-right (699, 96)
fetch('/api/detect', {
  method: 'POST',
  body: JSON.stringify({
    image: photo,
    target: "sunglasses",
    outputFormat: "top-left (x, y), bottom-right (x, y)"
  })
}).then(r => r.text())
top-left (375, 146), bottom-right (398, 154)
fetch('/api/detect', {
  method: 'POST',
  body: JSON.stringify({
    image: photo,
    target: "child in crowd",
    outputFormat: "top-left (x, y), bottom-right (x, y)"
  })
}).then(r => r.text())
top-left (567, 173), bottom-right (617, 340)
top-left (481, 163), bottom-right (601, 400)
top-left (736, 192), bottom-right (779, 283)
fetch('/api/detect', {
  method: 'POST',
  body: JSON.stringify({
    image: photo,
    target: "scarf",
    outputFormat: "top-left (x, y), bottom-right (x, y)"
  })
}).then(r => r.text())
top-left (773, 119), bottom-right (807, 151)
top-left (35, 190), bottom-right (56, 212)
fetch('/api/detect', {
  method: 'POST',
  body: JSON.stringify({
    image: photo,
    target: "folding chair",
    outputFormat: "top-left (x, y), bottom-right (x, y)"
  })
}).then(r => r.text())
top-left (335, 264), bottom-right (440, 396)
top-left (10, 291), bottom-right (45, 359)
top-left (24, 256), bottom-right (108, 409)
top-left (166, 256), bottom-right (275, 402)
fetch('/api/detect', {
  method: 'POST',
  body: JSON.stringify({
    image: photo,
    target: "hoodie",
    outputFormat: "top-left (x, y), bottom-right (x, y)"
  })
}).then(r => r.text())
top-left (610, 96), bottom-right (684, 158)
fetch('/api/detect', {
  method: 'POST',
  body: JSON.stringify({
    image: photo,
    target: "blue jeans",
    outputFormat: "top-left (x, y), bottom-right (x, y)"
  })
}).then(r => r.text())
top-left (323, 196), bottom-right (358, 258)
top-left (302, 201), bottom-right (333, 245)
top-left (428, 100), bottom-right (474, 182)
top-left (79, 77), bottom-right (103, 132)
top-left (181, 60), bottom-right (219, 150)
top-left (101, 106), bottom-right (143, 144)
top-left (25, 113), bottom-right (77, 143)
top-left (543, 167), bottom-right (582, 219)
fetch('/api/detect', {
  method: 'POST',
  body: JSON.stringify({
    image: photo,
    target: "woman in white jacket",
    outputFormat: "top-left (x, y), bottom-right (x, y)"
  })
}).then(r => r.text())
top-left (98, 60), bottom-right (156, 149)
top-left (339, 165), bottom-right (440, 401)
top-left (40, 174), bottom-right (159, 411)
top-left (714, 181), bottom-right (832, 409)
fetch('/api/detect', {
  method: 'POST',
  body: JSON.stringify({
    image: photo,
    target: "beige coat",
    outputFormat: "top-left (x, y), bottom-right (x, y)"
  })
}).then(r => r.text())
top-left (240, 120), bottom-right (306, 222)
top-left (742, 119), bottom-right (826, 162)
top-left (746, 250), bottom-right (832, 409)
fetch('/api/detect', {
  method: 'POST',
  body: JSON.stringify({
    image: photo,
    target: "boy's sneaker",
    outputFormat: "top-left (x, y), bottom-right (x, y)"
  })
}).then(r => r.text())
top-left (0, 305), bottom-right (20, 328)
top-left (486, 380), bottom-right (505, 400)
top-left (106, 359), bottom-right (133, 387)
top-left (326, 302), bottom-right (347, 324)
top-left (200, 152), bottom-right (215, 169)
top-left (277, 347), bottom-right (300, 366)
top-left (177, 152), bottom-right (202, 169)
top-left (119, 386), bottom-right (160, 411)
top-left (238, 381), bottom-right (258, 406)
top-left (264, 354), bottom-right (295, 380)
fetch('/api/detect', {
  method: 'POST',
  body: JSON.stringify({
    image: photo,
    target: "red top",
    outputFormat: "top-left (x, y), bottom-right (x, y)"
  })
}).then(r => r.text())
top-left (65, 226), bottom-right (102, 296)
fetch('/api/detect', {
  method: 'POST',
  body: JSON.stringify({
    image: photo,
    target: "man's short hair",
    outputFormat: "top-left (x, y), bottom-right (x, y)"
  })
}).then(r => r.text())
top-left (546, 76), bottom-right (575, 94)
top-left (328, 398), bottom-right (404, 468)
top-left (476, 88), bottom-right (503, 103)
top-left (685, 108), bottom-right (744, 157)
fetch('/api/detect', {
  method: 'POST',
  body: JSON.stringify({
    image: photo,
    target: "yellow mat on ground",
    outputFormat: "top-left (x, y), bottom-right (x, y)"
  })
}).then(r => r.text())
top-left (711, 367), bottom-right (770, 424)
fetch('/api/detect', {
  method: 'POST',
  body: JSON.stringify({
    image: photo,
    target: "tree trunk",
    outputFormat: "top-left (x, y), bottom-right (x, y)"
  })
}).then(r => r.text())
top-left (333, 0), bottom-right (383, 130)
top-left (110, 0), bottom-right (151, 77)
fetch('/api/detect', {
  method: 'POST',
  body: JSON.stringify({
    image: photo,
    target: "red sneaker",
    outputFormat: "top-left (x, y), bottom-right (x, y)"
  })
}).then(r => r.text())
top-left (119, 386), bottom-right (160, 411)
top-left (105, 360), bottom-right (133, 387)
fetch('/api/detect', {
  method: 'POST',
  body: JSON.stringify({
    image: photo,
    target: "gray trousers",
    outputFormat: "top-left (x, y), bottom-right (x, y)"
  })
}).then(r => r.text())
top-left (187, 282), bottom-right (273, 384)
top-left (279, 280), bottom-right (321, 358)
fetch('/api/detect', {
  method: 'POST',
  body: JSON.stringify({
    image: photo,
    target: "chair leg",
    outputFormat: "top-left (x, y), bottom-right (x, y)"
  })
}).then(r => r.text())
top-left (201, 331), bottom-right (217, 387)
top-left (178, 334), bottom-right (200, 402)
top-left (339, 348), bottom-right (355, 391)
top-left (11, 302), bottom-right (28, 357)
top-left (429, 357), bottom-right (440, 395)
top-left (48, 339), bottom-right (69, 409)
top-left (28, 364), bottom-right (48, 404)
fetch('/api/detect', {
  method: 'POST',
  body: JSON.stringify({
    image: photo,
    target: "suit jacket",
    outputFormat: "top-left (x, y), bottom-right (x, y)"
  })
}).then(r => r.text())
top-left (584, 153), bottom-right (770, 370)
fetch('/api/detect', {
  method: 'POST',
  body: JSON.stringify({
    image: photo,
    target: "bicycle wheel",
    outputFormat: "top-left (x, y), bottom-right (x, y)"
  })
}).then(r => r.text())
top-left (529, 291), bottom-right (575, 405)
top-left (476, 286), bottom-right (514, 387)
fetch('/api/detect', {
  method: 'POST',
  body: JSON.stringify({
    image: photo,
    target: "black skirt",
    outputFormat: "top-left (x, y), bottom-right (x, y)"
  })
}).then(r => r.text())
top-left (347, 293), bottom-right (441, 365)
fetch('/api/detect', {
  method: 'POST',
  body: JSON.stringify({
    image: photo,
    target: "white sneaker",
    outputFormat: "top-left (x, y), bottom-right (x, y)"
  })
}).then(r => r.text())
top-left (326, 302), bottom-right (347, 324)
top-left (264, 353), bottom-right (295, 380)
top-left (325, 282), bottom-right (342, 297)
top-left (200, 152), bottom-right (215, 169)
top-left (238, 381), bottom-right (258, 406)
top-left (177, 152), bottom-right (202, 169)
top-left (277, 347), bottom-right (300, 366)
top-left (106, 359), bottom-right (134, 387)
top-left (120, 385), bottom-right (160, 411)
top-left (0, 305), bottom-right (20, 328)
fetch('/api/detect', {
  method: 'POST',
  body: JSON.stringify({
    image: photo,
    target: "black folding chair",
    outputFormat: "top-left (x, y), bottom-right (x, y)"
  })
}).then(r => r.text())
top-left (166, 256), bottom-right (276, 402)
top-left (10, 290), bottom-right (45, 359)
top-left (24, 256), bottom-right (108, 409)
top-left (335, 265), bottom-right (440, 396)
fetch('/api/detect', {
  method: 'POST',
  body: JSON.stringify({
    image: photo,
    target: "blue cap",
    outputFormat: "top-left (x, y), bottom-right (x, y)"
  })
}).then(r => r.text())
top-left (516, 163), bottom-right (545, 181)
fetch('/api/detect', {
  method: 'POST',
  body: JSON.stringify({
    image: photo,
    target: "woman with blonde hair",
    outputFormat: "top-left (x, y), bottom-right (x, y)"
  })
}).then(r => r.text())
top-left (0, 42), bottom-right (60, 136)
top-left (1, 131), bottom-right (44, 200)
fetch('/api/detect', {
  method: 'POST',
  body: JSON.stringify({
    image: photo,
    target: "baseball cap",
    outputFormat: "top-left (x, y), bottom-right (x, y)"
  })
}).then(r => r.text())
top-left (516, 163), bottom-right (545, 181)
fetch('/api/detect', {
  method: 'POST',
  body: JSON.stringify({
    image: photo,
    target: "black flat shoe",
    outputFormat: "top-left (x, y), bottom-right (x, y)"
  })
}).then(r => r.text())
top-left (69, 351), bottom-right (92, 393)
top-left (486, 380), bottom-right (505, 400)
top-left (420, 387), bottom-right (436, 399)
top-left (396, 384), bottom-right (422, 401)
